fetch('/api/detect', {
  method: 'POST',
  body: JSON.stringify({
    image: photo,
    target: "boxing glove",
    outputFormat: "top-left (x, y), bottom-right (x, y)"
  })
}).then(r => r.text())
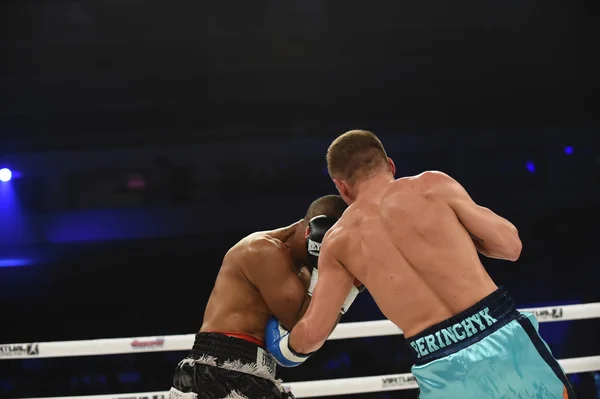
top-left (306, 215), bottom-right (337, 269)
top-left (305, 215), bottom-right (338, 296)
top-left (265, 317), bottom-right (311, 367)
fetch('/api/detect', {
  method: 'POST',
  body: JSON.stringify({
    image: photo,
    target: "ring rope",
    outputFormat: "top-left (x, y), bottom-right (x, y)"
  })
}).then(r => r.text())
top-left (4, 302), bottom-right (600, 398)
top-left (17, 356), bottom-right (600, 398)
top-left (1, 302), bottom-right (598, 359)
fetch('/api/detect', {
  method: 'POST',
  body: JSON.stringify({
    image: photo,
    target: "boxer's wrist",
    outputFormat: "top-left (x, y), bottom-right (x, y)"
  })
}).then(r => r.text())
top-left (310, 271), bottom-right (363, 313)
top-left (277, 333), bottom-right (311, 366)
top-left (265, 317), bottom-right (311, 368)
top-left (287, 330), bottom-right (314, 358)
top-left (340, 281), bottom-right (365, 314)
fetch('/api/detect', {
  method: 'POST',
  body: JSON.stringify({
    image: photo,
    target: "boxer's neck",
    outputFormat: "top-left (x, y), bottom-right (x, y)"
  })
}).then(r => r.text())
top-left (285, 223), bottom-right (308, 270)
top-left (352, 173), bottom-right (394, 203)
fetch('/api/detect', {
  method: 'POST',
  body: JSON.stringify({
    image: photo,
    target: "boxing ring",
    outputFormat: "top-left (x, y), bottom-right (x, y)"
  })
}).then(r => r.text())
top-left (4, 302), bottom-right (600, 398)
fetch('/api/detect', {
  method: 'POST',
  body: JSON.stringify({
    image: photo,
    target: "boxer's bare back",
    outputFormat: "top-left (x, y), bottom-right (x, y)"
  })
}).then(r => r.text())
top-left (326, 171), bottom-right (521, 337)
top-left (201, 222), bottom-right (311, 342)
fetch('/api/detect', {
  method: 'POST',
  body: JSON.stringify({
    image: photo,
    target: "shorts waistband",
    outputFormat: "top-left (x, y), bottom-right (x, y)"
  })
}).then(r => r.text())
top-left (186, 332), bottom-right (277, 380)
top-left (406, 287), bottom-right (520, 365)
top-left (210, 331), bottom-right (264, 347)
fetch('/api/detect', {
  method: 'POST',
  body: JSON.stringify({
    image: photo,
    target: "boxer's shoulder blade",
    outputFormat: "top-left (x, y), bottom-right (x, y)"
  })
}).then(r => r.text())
top-left (320, 225), bottom-right (346, 252)
top-left (392, 170), bottom-right (451, 195)
top-left (379, 172), bottom-right (452, 217)
top-left (241, 235), bottom-right (292, 277)
top-left (228, 231), bottom-right (285, 259)
top-left (246, 234), bottom-right (288, 256)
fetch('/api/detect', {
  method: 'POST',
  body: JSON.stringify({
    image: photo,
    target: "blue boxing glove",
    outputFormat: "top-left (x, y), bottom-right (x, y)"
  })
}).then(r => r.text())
top-left (265, 317), bottom-right (312, 367)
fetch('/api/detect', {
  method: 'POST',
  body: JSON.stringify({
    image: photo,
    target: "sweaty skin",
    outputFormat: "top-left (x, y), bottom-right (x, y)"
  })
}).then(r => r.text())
top-left (201, 221), bottom-right (311, 342)
top-left (290, 171), bottom-right (521, 352)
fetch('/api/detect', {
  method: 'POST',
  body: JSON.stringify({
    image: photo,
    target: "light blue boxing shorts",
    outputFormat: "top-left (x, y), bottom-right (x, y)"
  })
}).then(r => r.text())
top-left (406, 288), bottom-right (576, 398)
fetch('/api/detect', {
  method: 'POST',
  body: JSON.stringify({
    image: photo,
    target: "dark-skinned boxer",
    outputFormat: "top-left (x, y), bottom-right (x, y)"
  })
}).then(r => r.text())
top-left (265, 215), bottom-right (366, 367)
top-left (169, 195), bottom-right (349, 399)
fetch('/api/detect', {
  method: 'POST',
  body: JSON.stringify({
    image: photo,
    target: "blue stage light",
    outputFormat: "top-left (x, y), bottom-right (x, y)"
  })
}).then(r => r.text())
top-left (0, 168), bottom-right (11, 182)
top-left (564, 146), bottom-right (574, 155)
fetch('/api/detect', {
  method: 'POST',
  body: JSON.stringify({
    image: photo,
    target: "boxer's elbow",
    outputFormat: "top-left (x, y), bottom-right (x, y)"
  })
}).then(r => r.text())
top-left (501, 224), bottom-right (522, 261)
top-left (507, 237), bottom-right (522, 261)
top-left (489, 227), bottom-right (522, 261)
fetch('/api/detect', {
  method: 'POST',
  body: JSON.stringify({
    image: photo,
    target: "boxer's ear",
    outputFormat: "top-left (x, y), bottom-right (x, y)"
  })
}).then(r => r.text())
top-left (305, 225), bottom-right (310, 239)
top-left (333, 178), bottom-right (352, 204)
top-left (332, 178), bottom-right (345, 195)
top-left (387, 157), bottom-right (396, 176)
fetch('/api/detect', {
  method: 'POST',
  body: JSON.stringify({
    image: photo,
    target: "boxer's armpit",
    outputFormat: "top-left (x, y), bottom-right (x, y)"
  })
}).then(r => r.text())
top-left (469, 233), bottom-right (484, 245)
top-left (471, 234), bottom-right (493, 258)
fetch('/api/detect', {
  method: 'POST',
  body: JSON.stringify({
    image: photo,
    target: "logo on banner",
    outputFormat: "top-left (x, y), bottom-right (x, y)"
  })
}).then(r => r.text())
top-left (531, 307), bottom-right (564, 320)
top-left (381, 374), bottom-right (417, 388)
top-left (131, 338), bottom-right (165, 349)
top-left (281, 385), bottom-right (293, 394)
top-left (0, 343), bottom-right (39, 357)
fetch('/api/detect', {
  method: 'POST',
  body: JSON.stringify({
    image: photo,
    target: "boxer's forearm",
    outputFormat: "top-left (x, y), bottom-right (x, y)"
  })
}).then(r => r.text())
top-left (471, 232), bottom-right (521, 261)
top-left (289, 319), bottom-right (327, 355)
top-left (278, 294), bottom-right (311, 331)
top-left (278, 268), bottom-right (312, 330)
top-left (295, 294), bottom-right (311, 327)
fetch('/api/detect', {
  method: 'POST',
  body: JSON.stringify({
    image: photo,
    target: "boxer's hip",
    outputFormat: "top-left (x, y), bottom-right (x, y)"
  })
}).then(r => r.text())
top-left (407, 288), bottom-right (575, 398)
top-left (170, 332), bottom-right (293, 399)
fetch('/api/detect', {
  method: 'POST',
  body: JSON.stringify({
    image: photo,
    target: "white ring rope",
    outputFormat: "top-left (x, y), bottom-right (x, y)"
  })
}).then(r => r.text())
top-left (3, 302), bottom-right (600, 399)
top-left (16, 356), bottom-right (600, 399)
top-left (1, 302), bottom-right (599, 359)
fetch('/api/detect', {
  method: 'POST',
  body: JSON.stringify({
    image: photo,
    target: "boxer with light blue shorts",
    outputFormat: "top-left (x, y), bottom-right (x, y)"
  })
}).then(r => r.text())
top-left (264, 130), bottom-right (576, 398)
top-left (407, 288), bottom-right (574, 399)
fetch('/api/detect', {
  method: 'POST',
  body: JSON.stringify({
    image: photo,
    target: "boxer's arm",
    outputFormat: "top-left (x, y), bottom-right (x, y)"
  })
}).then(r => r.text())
top-left (288, 235), bottom-right (354, 354)
top-left (297, 266), bottom-right (313, 316)
top-left (245, 239), bottom-right (310, 330)
top-left (439, 172), bottom-right (522, 261)
top-left (298, 266), bottom-right (312, 291)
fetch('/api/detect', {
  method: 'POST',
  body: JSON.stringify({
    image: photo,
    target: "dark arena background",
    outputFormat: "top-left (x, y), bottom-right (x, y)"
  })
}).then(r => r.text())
top-left (1, 0), bottom-right (600, 398)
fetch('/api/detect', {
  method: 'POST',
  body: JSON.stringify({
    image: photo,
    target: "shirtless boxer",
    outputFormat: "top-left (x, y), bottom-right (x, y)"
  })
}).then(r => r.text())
top-left (168, 195), bottom-right (349, 399)
top-left (266, 130), bottom-right (575, 398)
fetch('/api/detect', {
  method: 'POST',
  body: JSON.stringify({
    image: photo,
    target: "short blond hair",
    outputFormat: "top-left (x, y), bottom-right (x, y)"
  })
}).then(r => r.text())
top-left (326, 130), bottom-right (388, 183)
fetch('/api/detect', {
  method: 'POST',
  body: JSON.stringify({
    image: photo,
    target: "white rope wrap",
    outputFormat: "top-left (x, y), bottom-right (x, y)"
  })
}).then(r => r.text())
top-left (3, 302), bottom-right (600, 398)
